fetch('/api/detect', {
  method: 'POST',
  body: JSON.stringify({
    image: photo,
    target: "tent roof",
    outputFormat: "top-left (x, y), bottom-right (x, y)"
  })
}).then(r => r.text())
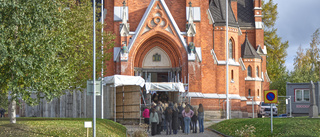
top-left (103, 75), bottom-right (145, 87)
top-left (145, 82), bottom-right (185, 93)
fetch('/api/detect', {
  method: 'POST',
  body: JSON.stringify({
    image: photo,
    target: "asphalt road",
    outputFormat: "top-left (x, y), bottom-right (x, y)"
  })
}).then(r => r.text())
top-left (125, 119), bottom-right (224, 137)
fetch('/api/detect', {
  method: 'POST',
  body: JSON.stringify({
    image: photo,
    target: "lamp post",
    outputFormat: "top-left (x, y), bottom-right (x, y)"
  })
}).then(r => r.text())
top-left (101, 0), bottom-right (104, 120)
top-left (92, 0), bottom-right (97, 136)
top-left (225, 0), bottom-right (230, 120)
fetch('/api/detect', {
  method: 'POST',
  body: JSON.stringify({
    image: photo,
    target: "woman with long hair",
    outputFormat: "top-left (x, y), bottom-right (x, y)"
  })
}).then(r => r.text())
top-left (149, 108), bottom-right (159, 136)
top-left (172, 103), bottom-right (179, 134)
top-left (165, 103), bottom-right (173, 135)
top-left (155, 106), bottom-right (163, 135)
top-left (198, 103), bottom-right (205, 133)
top-left (191, 107), bottom-right (198, 133)
top-left (182, 105), bottom-right (194, 135)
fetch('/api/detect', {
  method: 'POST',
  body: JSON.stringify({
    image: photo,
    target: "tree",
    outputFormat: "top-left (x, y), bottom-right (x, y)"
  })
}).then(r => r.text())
top-left (290, 29), bottom-right (320, 83)
top-left (0, 0), bottom-right (70, 123)
top-left (60, 0), bottom-right (115, 90)
top-left (0, 0), bottom-right (114, 123)
top-left (262, 0), bottom-right (289, 96)
top-left (262, 0), bottom-right (278, 28)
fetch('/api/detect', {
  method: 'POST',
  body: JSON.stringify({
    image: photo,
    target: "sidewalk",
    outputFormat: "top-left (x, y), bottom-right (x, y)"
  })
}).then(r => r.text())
top-left (125, 119), bottom-right (225, 137)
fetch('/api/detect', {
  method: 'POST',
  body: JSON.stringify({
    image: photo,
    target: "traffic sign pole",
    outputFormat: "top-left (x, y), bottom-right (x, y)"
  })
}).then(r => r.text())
top-left (264, 90), bottom-right (278, 134)
top-left (271, 103), bottom-right (273, 133)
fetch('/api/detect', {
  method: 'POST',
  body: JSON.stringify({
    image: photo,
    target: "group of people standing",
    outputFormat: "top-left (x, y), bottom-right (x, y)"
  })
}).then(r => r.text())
top-left (142, 102), bottom-right (204, 136)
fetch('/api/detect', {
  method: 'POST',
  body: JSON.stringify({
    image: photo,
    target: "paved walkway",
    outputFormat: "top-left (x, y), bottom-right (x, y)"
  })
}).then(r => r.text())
top-left (125, 119), bottom-right (224, 137)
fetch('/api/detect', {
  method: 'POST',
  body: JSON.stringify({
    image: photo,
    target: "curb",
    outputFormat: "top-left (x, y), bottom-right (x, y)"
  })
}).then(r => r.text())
top-left (207, 128), bottom-right (232, 137)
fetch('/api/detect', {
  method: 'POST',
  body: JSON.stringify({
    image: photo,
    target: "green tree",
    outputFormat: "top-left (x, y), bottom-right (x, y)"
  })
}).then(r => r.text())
top-left (0, 0), bottom-right (114, 123)
top-left (0, 1), bottom-right (70, 123)
top-left (60, 0), bottom-right (115, 89)
top-left (262, 0), bottom-right (278, 28)
top-left (290, 29), bottom-right (320, 83)
top-left (262, 0), bottom-right (289, 96)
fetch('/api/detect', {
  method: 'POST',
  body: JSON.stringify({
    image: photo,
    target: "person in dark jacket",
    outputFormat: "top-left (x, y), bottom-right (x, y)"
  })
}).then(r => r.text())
top-left (0, 108), bottom-right (5, 118)
top-left (198, 103), bottom-right (205, 133)
top-left (156, 105), bottom-right (163, 134)
top-left (191, 107), bottom-right (198, 133)
top-left (162, 103), bottom-right (168, 132)
top-left (165, 103), bottom-right (173, 135)
top-left (172, 103), bottom-right (179, 134)
top-left (178, 103), bottom-right (185, 133)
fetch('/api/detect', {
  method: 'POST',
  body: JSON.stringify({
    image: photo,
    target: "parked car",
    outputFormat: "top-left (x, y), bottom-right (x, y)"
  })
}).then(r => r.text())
top-left (258, 102), bottom-right (278, 118)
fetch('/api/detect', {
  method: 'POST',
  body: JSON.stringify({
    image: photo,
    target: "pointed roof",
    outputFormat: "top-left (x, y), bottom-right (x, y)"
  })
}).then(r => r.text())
top-left (241, 34), bottom-right (261, 59)
top-left (209, 0), bottom-right (238, 27)
top-left (237, 0), bottom-right (255, 27)
top-left (127, 0), bottom-right (187, 52)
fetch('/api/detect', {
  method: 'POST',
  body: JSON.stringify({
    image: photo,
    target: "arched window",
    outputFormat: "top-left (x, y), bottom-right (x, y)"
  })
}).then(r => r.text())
top-left (247, 66), bottom-right (252, 77)
top-left (256, 66), bottom-right (259, 77)
top-left (228, 39), bottom-right (233, 59)
top-left (248, 89), bottom-right (251, 96)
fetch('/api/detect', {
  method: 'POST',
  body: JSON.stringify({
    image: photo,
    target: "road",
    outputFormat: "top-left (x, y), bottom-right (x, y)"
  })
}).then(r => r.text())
top-left (125, 119), bottom-right (224, 137)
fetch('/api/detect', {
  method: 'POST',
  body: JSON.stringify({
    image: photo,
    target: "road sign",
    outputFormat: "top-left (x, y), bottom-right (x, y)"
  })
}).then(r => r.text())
top-left (87, 80), bottom-right (101, 96)
top-left (264, 90), bottom-right (278, 104)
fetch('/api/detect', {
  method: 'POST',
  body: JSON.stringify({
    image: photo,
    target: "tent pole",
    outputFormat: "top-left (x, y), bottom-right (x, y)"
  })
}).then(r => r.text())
top-left (139, 88), bottom-right (142, 125)
top-left (114, 84), bottom-right (116, 122)
top-left (122, 86), bottom-right (124, 120)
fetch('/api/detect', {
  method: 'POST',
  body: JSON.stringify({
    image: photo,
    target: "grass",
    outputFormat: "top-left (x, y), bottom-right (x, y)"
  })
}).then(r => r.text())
top-left (0, 117), bottom-right (126, 137)
top-left (209, 117), bottom-right (320, 137)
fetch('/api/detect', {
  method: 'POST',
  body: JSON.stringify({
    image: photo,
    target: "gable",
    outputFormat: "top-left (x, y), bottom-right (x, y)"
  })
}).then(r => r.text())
top-left (127, 0), bottom-right (187, 53)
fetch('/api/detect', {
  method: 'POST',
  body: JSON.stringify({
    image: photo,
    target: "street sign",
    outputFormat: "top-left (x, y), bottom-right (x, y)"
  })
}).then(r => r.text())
top-left (87, 80), bottom-right (101, 96)
top-left (84, 121), bottom-right (92, 128)
top-left (84, 121), bottom-right (92, 137)
top-left (264, 90), bottom-right (278, 104)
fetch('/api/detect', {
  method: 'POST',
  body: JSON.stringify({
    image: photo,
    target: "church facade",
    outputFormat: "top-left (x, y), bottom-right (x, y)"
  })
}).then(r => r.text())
top-left (104, 0), bottom-right (270, 118)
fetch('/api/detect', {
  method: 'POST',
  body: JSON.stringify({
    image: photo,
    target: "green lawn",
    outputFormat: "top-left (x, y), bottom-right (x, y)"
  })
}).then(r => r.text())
top-left (0, 117), bottom-right (126, 137)
top-left (209, 117), bottom-right (320, 137)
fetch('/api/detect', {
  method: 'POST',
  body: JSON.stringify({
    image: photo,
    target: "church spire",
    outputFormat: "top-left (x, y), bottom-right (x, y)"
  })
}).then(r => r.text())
top-left (188, 1), bottom-right (194, 24)
top-left (186, 1), bottom-right (196, 37)
top-left (122, 1), bottom-right (127, 24)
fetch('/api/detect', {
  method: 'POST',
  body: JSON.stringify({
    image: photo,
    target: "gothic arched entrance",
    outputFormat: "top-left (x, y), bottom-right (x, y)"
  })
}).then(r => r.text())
top-left (133, 35), bottom-right (185, 103)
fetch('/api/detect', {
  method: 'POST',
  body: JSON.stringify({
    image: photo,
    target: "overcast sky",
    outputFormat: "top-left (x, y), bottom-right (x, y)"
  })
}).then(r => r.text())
top-left (271, 0), bottom-right (320, 72)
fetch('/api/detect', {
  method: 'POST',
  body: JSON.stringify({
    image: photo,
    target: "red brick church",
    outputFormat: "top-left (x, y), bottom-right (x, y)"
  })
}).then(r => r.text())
top-left (104, 0), bottom-right (270, 118)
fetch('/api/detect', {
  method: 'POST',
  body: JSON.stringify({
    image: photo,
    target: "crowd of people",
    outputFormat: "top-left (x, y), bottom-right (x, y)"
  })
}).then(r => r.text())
top-left (142, 101), bottom-right (205, 136)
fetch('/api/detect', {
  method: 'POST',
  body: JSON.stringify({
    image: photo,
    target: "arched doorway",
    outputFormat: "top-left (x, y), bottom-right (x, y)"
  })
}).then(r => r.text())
top-left (133, 35), bottom-right (183, 83)
top-left (133, 35), bottom-right (185, 103)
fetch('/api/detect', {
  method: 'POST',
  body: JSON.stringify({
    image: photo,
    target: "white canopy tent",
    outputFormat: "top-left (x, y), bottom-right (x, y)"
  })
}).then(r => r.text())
top-left (102, 75), bottom-right (185, 123)
top-left (103, 75), bottom-right (145, 87)
top-left (103, 75), bottom-right (145, 123)
top-left (145, 82), bottom-right (185, 93)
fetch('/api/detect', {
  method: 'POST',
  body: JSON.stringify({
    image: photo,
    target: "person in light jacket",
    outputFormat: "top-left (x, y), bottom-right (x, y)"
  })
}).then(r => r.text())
top-left (149, 108), bottom-right (159, 136)
top-left (182, 105), bottom-right (194, 135)
top-left (156, 105), bottom-right (163, 135)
